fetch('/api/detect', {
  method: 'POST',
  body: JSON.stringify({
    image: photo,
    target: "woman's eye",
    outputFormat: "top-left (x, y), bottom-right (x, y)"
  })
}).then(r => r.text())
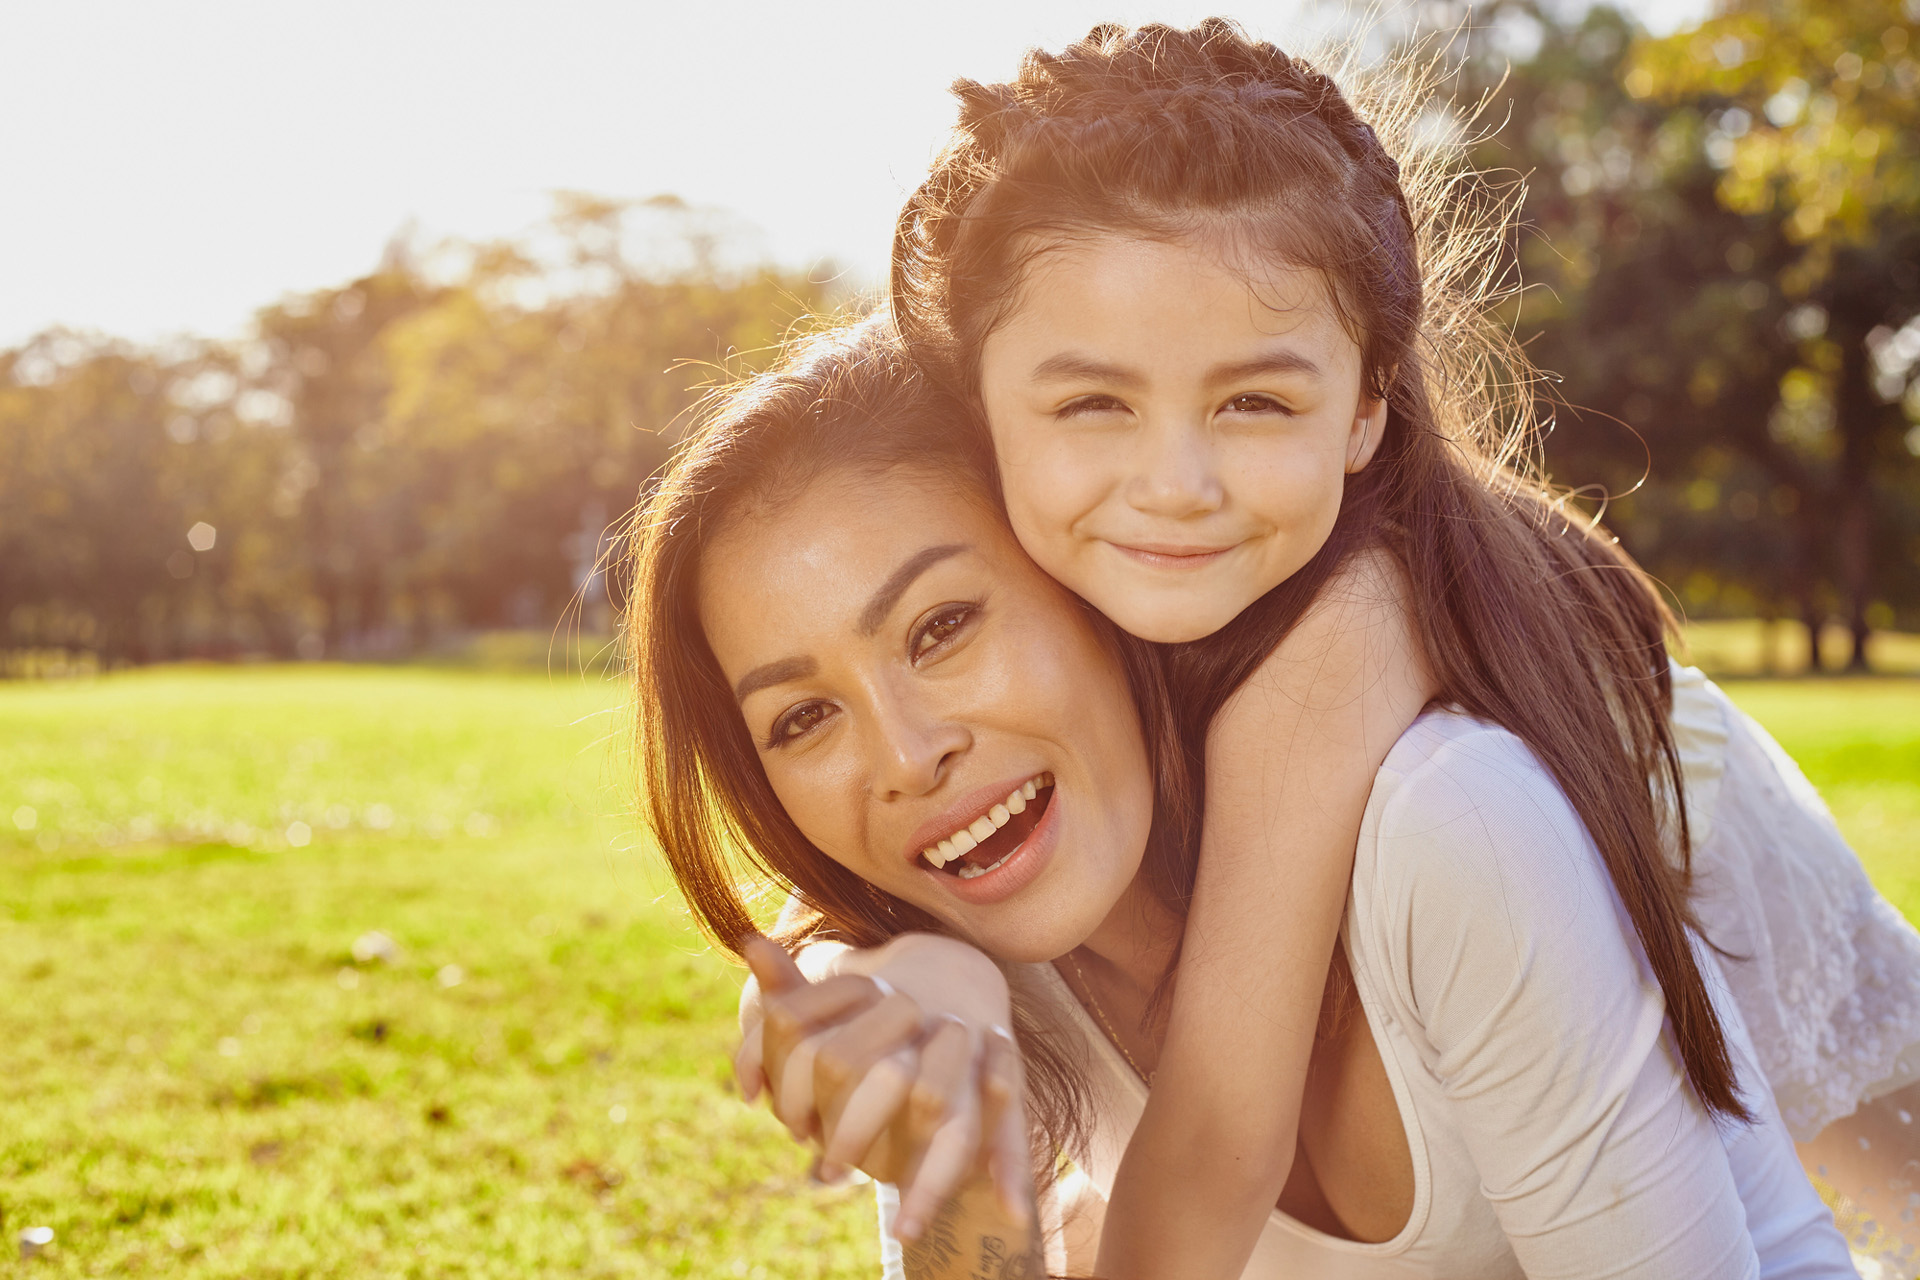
top-left (911, 604), bottom-right (976, 660)
top-left (768, 701), bottom-right (834, 747)
top-left (1223, 393), bottom-right (1287, 415)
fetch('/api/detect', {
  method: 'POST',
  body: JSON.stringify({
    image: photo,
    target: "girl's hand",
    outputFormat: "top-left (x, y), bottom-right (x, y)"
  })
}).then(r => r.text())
top-left (739, 934), bottom-right (1030, 1239)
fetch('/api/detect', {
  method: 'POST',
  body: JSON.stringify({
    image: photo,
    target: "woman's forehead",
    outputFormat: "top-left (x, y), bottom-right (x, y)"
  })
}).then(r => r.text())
top-left (697, 469), bottom-right (1023, 648)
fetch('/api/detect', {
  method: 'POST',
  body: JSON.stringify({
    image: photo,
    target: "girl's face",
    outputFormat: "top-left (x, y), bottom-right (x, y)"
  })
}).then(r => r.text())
top-left (697, 467), bottom-right (1157, 963)
top-left (977, 233), bottom-right (1387, 644)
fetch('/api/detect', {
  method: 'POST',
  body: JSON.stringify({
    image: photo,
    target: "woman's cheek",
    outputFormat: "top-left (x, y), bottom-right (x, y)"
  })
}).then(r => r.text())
top-left (765, 759), bottom-right (860, 877)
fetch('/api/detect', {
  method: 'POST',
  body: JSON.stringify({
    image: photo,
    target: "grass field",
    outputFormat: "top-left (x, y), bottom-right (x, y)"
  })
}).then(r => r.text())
top-left (1, 666), bottom-right (1915, 1278)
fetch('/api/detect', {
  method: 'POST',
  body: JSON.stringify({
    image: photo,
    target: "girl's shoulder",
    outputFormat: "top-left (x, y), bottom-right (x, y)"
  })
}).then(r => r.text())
top-left (1209, 546), bottom-right (1430, 750)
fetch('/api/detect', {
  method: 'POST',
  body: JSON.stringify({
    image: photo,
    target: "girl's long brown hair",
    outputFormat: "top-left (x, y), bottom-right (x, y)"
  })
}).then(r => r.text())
top-left (628, 318), bottom-right (1199, 1167)
top-left (890, 19), bottom-right (1748, 1121)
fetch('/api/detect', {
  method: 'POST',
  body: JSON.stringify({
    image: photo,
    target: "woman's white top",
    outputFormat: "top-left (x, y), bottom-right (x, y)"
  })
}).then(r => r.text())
top-left (1006, 706), bottom-right (1857, 1279)
top-left (878, 670), bottom-right (1920, 1277)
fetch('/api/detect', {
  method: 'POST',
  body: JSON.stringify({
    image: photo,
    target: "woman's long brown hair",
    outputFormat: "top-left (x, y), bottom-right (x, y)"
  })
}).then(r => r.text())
top-left (890, 19), bottom-right (1748, 1121)
top-left (627, 318), bottom-right (1199, 1169)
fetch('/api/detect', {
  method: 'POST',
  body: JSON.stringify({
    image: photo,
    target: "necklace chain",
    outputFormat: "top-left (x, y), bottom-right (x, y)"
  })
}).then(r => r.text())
top-left (1066, 950), bottom-right (1153, 1085)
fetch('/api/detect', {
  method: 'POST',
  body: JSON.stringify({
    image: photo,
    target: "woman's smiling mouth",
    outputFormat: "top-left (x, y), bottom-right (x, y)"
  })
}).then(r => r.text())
top-left (905, 771), bottom-right (1062, 905)
top-left (919, 773), bottom-right (1054, 877)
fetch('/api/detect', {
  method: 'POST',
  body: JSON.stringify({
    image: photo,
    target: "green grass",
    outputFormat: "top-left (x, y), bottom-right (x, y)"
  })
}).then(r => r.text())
top-left (0, 667), bottom-right (876, 1278)
top-left (1719, 678), bottom-right (1920, 925)
top-left (0, 666), bottom-right (1914, 1277)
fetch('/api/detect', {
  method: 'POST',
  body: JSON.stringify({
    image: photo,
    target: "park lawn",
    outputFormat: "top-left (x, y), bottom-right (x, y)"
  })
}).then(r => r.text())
top-left (0, 666), bottom-right (1915, 1279)
top-left (0, 667), bottom-right (877, 1279)
top-left (1720, 678), bottom-right (1920, 924)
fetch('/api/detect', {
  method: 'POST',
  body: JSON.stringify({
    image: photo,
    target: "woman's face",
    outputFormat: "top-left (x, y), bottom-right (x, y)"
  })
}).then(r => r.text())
top-left (977, 232), bottom-right (1387, 645)
top-left (698, 467), bottom-right (1157, 963)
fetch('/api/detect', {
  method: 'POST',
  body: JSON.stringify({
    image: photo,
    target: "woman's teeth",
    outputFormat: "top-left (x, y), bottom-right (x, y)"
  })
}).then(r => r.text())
top-left (922, 773), bottom-right (1052, 874)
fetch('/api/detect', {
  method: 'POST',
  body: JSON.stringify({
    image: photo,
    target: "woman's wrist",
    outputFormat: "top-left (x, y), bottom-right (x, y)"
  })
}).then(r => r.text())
top-left (899, 1172), bottom-right (1043, 1280)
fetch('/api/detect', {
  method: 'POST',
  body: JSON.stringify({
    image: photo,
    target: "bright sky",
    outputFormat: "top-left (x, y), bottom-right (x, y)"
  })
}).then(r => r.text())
top-left (0, 0), bottom-right (1707, 350)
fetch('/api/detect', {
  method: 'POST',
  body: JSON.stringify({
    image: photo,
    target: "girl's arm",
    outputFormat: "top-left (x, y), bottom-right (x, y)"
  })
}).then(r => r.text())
top-left (1096, 549), bottom-right (1436, 1280)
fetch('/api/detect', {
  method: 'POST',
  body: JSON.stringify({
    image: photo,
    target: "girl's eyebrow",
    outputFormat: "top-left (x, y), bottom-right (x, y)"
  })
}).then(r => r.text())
top-left (1029, 353), bottom-right (1143, 386)
top-left (1206, 350), bottom-right (1324, 384)
top-left (1027, 349), bottom-right (1324, 386)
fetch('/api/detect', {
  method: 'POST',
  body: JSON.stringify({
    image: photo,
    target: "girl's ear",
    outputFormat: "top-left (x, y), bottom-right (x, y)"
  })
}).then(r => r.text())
top-left (1345, 390), bottom-right (1390, 474)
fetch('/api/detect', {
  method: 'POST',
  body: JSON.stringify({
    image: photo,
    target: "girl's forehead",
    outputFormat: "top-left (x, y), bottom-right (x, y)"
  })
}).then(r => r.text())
top-left (986, 231), bottom-right (1361, 377)
top-left (1011, 224), bottom-right (1337, 302)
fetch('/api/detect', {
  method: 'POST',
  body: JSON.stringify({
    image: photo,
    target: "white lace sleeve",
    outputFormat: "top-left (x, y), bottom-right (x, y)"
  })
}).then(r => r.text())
top-left (1676, 669), bottom-right (1920, 1139)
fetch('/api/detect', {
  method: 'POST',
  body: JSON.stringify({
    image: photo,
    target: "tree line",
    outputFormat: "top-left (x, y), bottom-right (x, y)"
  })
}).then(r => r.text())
top-left (0, 195), bottom-right (837, 664)
top-left (2, 1), bottom-right (1916, 671)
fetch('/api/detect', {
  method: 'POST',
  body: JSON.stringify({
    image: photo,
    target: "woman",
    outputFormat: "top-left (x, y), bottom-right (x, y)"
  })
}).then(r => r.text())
top-left (629, 319), bottom-right (1858, 1278)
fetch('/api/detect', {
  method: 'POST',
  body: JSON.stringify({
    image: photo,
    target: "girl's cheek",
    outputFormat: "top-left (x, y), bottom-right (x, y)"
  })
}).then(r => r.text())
top-left (1236, 451), bottom-right (1345, 527)
top-left (1011, 449), bottom-right (1107, 534)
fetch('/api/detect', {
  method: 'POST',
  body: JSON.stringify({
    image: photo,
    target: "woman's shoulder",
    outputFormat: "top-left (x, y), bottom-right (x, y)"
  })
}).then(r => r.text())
top-left (1366, 708), bottom-right (1568, 833)
top-left (1354, 708), bottom-right (1609, 931)
top-left (1348, 707), bottom-right (1650, 1037)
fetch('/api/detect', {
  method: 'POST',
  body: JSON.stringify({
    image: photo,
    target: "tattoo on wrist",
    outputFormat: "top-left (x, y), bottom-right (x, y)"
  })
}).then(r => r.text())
top-left (902, 1186), bottom-right (1042, 1280)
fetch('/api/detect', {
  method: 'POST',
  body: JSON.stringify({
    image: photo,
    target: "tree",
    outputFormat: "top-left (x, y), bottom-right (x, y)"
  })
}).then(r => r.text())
top-left (1432, 0), bottom-right (1920, 668)
top-left (0, 196), bottom-right (842, 667)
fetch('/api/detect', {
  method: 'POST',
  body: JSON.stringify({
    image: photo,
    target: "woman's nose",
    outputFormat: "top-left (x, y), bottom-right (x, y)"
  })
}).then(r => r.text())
top-left (1124, 418), bottom-right (1224, 518)
top-left (868, 695), bottom-right (970, 801)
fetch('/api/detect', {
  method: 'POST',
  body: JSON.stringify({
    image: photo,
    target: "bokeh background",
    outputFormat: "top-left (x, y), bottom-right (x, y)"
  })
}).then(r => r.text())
top-left (1, 1), bottom-right (1916, 1276)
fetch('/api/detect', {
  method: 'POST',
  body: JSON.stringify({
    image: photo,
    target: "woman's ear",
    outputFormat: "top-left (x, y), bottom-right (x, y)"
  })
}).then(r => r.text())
top-left (1345, 390), bottom-right (1390, 474)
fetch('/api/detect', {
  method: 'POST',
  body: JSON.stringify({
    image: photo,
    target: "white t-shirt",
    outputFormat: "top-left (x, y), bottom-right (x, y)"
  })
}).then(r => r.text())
top-left (882, 709), bottom-right (1857, 1279)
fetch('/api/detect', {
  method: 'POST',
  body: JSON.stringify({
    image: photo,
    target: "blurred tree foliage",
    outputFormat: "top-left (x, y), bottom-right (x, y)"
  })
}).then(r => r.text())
top-left (1442, 0), bottom-right (1920, 669)
top-left (5, 3), bottom-right (1917, 671)
top-left (0, 196), bottom-right (836, 664)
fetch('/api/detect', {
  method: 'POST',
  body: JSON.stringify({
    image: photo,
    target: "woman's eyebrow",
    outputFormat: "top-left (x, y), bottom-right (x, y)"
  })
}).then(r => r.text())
top-left (734, 656), bottom-right (816, 704)
top-left (732, 544), bottom-right (970, 705)
top-left (858, 543), bottom-right (970, 635)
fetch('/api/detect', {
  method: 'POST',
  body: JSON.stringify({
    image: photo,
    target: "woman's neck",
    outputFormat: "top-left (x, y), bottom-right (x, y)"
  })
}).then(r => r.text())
top-left (1074, 878), bottom-right (1183, 1001)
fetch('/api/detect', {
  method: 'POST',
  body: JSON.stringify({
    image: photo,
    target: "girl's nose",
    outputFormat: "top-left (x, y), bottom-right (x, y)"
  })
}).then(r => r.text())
top-left (1124, 419), bottom-right (1225, 518)
top-left (869, 694), bottom-right (970, 802)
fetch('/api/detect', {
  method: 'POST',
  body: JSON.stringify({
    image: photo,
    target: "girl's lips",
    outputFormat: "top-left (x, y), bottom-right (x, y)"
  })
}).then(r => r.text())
top-left (923, 784), bottom-right (1060, 906)
top-left (1107, 541), bottom-right (1237, 570)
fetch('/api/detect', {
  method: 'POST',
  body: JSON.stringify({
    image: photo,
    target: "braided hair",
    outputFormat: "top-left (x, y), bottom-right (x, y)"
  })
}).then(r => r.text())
top-left (895, 19), bottom-right (1417, 400)
top-left (890, 19), bottom-right (1751, 1123)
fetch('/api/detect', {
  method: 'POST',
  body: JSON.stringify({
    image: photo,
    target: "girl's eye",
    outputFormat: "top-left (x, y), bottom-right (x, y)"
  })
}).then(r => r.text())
top-left (1058, 394), bottom-right (1129, 418)
top-left (1222, 393), bottom-right (1288, 415)
top-left (768, 701), bottom-right (834, 747)
top-left (911, 603), bottom-right (977, 661)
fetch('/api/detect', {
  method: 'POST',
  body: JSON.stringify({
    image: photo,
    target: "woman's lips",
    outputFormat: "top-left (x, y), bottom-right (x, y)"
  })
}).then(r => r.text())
top-left (1107, 540), bottom-right (1237, 570)
top-left (923, 785), bottom-right (1059, 906)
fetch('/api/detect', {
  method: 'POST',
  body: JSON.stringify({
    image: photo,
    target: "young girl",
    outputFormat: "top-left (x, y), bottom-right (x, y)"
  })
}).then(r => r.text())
top-left (738, 20), bottom-right (1920, 1277)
